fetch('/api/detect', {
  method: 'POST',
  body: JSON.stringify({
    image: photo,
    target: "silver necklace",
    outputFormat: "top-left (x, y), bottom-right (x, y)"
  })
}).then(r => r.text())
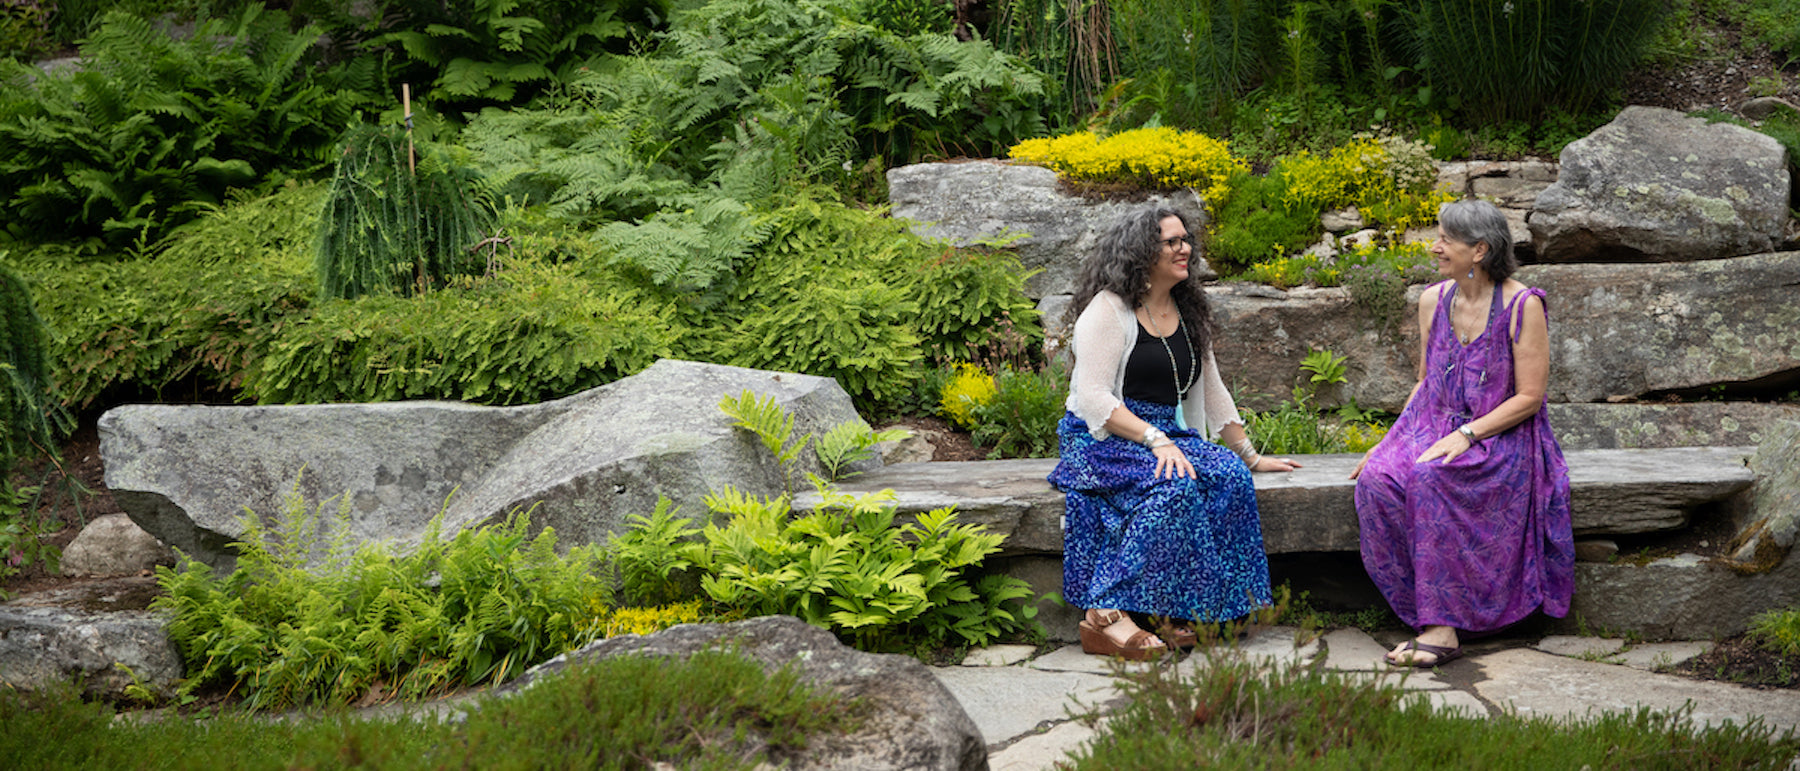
top-left (1146, 311), bottom-right (1198, 400)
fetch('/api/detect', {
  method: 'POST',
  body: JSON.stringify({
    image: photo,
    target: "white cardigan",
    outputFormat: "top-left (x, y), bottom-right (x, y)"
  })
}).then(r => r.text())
top-left (1065, 290), bottom-right (1245, 440)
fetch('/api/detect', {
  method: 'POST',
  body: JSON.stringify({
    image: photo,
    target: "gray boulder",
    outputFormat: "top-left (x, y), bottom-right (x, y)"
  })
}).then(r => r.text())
top-left (1209, 283), bottom-right (1420, 413)
top-left (1728, 419), bottom-right (1800, 570)
top-left (1549, 402), bottom-right (1800, 450)
top-left (1519, 252), bottom-right (1800, 403)
top-left (887, 160), bottom-right (1213, 299)
top-left (60, 513), bottom-right (177, 577)
top-left (1552, 549), bottom-right (1800, 641)
top-left (102, 360), bottom-right (867, 572)
top-left (0, 580), bottom-right (181, 699)
top-left (1530, 106), bottom-right (1790, 262)
top-left (503, 616), bottom-right (988, 771)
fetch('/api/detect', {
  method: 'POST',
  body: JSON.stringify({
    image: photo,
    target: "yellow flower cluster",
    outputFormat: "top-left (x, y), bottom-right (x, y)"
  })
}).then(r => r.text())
top-left (1276, 135), bottom-right (1455, 233)
top-left (1341, 422), bottom-right (1389, 453)
top-left (1009, 127), bottom-right (1246, 205)
top-left (587, 599), bottom-right (705, 638)
top-left (938, 362), bottom-right (997, 430)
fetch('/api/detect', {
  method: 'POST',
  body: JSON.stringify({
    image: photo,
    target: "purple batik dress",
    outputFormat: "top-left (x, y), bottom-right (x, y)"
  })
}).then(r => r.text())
top-left (1354, 281), bottom-right (1575, 634)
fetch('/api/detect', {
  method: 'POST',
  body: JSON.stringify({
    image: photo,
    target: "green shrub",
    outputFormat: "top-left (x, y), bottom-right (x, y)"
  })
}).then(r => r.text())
top-left (1207, 170), bottom-right (1321, 276)
top-left (0, 7), bottom-right (375, 246)
top-left (245, 259), bottom-right (678, 405)
top-left (1750, 607), bottom-right (1800, 657)
top-left (1405, 0), bottom-right (1665, 124)
top-left (154, 484), bottom-right (610, 709)
top-left (16, 183), bottom-right (321, 408)
top-left (968, 362), bottom-right (1067, 459)
top-left (693, 482), bottom-right (1039, 652)
top-left (0, 0), bottom-right (52, 61)
top-left (314, 124), bottom-right (496, 300)
top-left (0, 649), bottom-right (854, 768)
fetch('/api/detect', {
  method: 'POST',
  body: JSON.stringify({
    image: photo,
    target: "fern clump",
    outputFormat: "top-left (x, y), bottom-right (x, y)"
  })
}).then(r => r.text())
top-left (315, 124), bottom-right (497, 300)
top-left (154, 484), bottom-right (610, 709)
top-left (0, 7), bottom-right (372, 246)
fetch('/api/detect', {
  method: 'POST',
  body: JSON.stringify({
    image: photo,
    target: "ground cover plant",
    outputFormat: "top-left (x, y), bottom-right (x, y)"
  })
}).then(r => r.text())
top-left (0, 649), bottom-right (858, 770)
top-left (1066, 645), bottom-right (1800, 770)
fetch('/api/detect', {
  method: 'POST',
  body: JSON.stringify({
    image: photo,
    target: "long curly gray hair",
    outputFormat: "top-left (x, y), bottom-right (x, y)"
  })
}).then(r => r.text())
top-left (1067, 205), bottom-right (1213, 357)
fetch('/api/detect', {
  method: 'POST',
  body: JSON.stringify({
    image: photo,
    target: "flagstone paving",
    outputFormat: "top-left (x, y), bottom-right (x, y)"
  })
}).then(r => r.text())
top-left (945, 627), bottom-right (1800, 769)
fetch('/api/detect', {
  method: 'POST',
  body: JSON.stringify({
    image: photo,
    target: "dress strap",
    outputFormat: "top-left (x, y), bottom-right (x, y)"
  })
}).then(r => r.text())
top-left (1504, 287), bottom-right (1548, 342)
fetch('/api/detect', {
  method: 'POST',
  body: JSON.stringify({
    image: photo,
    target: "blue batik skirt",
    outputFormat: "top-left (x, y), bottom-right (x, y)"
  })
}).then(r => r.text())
top-left (1047, 398), bottom-right (1271, 622)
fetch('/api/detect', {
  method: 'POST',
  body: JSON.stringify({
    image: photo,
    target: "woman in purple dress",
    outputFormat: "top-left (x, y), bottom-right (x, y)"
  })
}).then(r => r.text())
top-left (1351, 199), bottom-right (1575, 667)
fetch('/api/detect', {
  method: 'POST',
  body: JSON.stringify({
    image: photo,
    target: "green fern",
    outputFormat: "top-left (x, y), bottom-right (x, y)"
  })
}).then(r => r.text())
top-left (816, 421), bottom-right (912, 480)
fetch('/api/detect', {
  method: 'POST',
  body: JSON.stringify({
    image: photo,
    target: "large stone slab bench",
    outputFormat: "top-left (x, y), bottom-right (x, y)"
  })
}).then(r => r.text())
top-left (796, 447), bottom-right (1758, 556)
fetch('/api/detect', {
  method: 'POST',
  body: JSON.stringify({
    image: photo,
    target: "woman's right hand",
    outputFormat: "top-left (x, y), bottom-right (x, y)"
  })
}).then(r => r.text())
top-left (1152, 442), bottom-right (1194, 479)
top-left (1349, 448), bottom-right (1374, 480)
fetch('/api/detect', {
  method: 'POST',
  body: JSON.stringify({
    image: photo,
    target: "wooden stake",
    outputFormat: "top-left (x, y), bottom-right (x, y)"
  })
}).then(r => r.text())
top-left (402, 83), bottom-right (416, 175)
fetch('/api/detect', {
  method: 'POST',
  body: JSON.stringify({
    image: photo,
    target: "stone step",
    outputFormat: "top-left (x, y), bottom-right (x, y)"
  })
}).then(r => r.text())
top-left (795, 447), bottom-right (1758, 556)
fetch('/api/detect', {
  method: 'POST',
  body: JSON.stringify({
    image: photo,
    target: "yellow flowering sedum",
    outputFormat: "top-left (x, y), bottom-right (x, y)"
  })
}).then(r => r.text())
top-left (588, 599), bottom-right (706, 638)
top-left (939, 362), bottom-right (998, 430)
top-left (1009, 127), bottom-right (1246, 206)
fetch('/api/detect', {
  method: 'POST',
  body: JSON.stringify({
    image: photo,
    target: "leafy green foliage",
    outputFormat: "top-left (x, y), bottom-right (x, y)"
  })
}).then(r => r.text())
top-left (314, 124), bottom-right (496, 300)
top-left (0, 260), bottom-right (64, 465)
top-left (0, 482), bottom-right (50, 596)
top-left (694, 481), bottom-right (1038, 652)
top-left (719, 389), bottom-right (812, 492)
top-left (816, 421), bottom-right (912, 480)
top-left (0, 7), bottom-right (376, 246)
top-left (0, 0), bottom-right (52, 61)
top-left (246, 259), bottom-right (678, 405)
top-left (1405, 0), bottom-right (1665, 124)
top-left (609, 497), bottom-right (707, 608)
top-left (968, 362), bottom-right (1067, 459)
top-left (1207, 170), bottom-right (1322, 276)
top-left (0, 650), bottom-right (856, 767)
top-left (1750, 606), bottom-right (1800, 657)
top-left (1242, 350), bottom-right (1389, 455)
top-left (1068, 643), bottom-right (1799, 768)
top-left (363, 0), bottom-right (643, 112)
top-left (153, 483), bottom-right (610, 709)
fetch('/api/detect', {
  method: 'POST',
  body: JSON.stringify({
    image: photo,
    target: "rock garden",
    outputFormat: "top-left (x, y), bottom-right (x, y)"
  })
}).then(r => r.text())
top-left (4, 0), bottom-right (1800, 768)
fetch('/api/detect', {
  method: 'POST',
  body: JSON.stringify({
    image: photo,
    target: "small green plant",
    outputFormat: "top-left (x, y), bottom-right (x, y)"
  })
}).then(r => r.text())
top-left (695, 480), bottom-right (1039, 652)
top-left (1750, 606), bottom-right (1800, 657)
top-left (154, 481), bottom-right (609, 709)
top-left (968, 362), bottom-right (1068, 459)
top-left (609, 497), bottom-right (708, 608)
top-left (815, 421), bottom-right (912, 480)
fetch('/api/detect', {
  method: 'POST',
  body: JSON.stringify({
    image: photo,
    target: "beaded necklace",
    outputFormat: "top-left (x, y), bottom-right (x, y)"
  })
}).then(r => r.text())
top-left (1145, 310), bottom-right (1198, 425)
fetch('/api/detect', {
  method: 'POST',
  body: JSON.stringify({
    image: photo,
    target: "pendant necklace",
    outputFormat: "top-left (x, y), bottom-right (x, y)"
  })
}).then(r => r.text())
top-left (1146, 309), bottom-right (1199, 429)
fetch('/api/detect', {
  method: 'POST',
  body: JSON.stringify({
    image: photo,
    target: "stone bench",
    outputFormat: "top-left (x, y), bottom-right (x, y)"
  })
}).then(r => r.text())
top-left (796, 446), bottom-right (1789, 642)
top-left (795, 447), bottom-right (1758, 557)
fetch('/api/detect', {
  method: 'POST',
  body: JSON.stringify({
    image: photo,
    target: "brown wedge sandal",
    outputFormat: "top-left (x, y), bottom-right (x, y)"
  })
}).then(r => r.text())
top-left (1078, 609), bottom-right (1168, 661)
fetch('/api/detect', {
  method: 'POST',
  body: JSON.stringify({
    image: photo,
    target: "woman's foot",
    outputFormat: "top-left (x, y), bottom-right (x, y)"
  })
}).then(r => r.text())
top-left (1386, 625), bottom-right (1462, 667)
top-left (1079, 608), bottom-right (1168, 660)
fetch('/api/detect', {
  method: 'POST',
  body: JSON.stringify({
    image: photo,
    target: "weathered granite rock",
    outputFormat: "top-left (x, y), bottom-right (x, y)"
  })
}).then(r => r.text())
top-left (102, 360), bottom-right (866, 572)
top-left (1208, 283), bottom-right (1420, 412)
top-left (502, 616), bottom-right (987, 771)
top-left (1530, 106), bottom-right (1790, 262)
top-left (1740, 96), bottom-right (1799, 121)
top-left (887, 160), bottom-right (1213, 299)
top-left (797, 448), bottom-right (1756, 555)
top-left (1727, 420), bottom-right (1800, 570)
top-left (1519, 253), bottom-right (1800, 403)
top-left (1549, 549), bottom-right (1800, 640)
top-left (60, 513), bottom-right (177, 577)
top-left (0, 580), bottom-right (180, 699)
top-left (1548, 402), bottom-right (1800, 450)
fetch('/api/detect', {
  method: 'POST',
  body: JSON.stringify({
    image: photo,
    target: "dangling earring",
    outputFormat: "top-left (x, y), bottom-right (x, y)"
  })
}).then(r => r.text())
top-left (1467, 267), bottom-right (1475, 279)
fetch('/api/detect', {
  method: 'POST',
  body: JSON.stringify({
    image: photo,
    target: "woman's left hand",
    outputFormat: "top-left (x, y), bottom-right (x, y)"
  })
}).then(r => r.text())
top-left (1415, 431), bottom-right (1473, 464)
top-left (1250, 455), bottom-right (1302, 472)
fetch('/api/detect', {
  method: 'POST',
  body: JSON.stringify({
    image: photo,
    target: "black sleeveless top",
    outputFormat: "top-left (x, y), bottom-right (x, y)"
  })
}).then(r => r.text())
top-left (1122, 320), bottom-right (1198, 405)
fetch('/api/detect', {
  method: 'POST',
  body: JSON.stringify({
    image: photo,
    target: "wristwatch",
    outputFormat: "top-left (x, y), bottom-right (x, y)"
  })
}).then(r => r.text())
top-left (1457, 424), bottom-right (1478, 443)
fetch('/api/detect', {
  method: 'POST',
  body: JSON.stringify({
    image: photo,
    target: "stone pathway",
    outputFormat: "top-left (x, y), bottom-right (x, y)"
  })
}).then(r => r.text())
top-left (932, 628), bottom-right (1800, 770)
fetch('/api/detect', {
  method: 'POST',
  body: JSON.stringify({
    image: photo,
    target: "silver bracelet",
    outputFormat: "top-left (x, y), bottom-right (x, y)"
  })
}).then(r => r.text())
top-left (1140, 426), bottom-right (1167, 448)
top-left (1228, 437), bottom-right (1258, 462)
top-left (1457, 424), bottom-right (1478, 444)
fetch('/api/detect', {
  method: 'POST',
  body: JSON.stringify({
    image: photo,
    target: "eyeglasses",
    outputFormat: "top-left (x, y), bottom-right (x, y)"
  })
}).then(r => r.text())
top-left (1160, 235), bottom-right (1194, 251)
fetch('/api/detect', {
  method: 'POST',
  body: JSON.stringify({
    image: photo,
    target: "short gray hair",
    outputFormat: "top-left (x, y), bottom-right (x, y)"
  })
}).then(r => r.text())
top-left (1437, 199), bottom-right (1517, 282)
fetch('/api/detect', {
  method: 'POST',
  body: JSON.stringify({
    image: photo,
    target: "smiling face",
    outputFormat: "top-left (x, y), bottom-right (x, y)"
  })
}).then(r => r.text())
top-left (1150, 215), bottom-right (1192, 288)
top-left (1430, 226), bottom-right (1488, 280)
